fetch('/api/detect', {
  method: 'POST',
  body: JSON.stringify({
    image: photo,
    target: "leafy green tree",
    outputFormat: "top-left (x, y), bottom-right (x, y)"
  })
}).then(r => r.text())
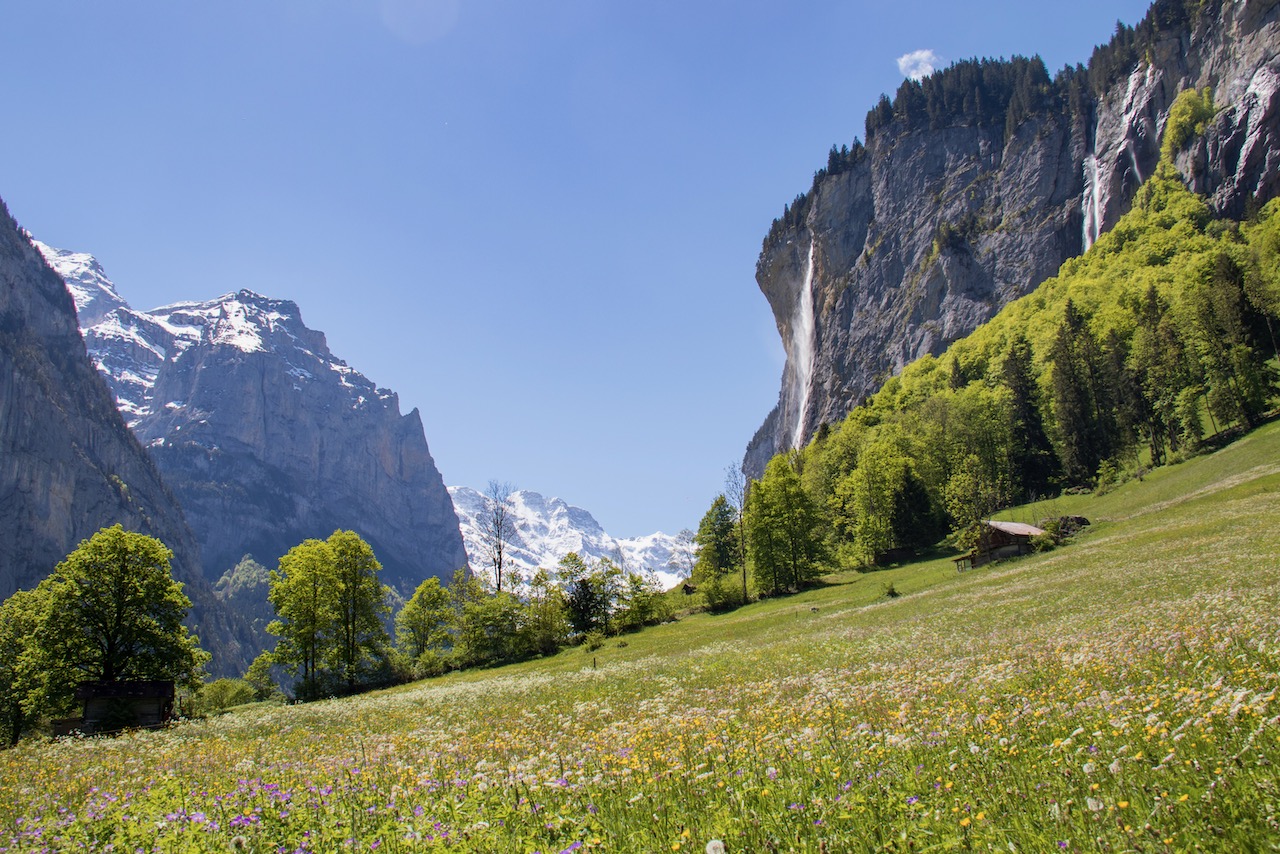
top-left (1048, 300), bottom-right (1119, 484)
top-left (525, 568), bottom-right (570, 656)
top-left (1129, 286), bottom-right (1201, 462)
top-left (267, 538), bottom-right (339, 699)
top-left (395, 577), bottom-right (454, 666)
top-left (326, 531), bottom-right (392, 692)
top-left (694, 495), bottom-right (738, 584)
top-left (747, 453), bottom-right (826, 594)
top-left (835, 431), bottom-right (914, 566)
top-left (455, 592), bottom-right (529, 667)
top-left (0, 588), bottom-right (46, 746)
top-left (1000, 333), bottom-right (1058, 496)
top-left (267, 530), bottom-right (391, 699)
top-left (1186, 250), bottom-right (1276, 430)
top-left (615, 571), bottom-right (672, 631)
top-left (32, 525), bottom-right (208, 713)
top-left (560, 552), bottom-right (614, 635)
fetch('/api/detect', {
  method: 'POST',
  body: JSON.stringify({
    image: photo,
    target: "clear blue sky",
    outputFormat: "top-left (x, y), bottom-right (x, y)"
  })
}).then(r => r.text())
top-left (2, 0), bottom-right (1152, 537)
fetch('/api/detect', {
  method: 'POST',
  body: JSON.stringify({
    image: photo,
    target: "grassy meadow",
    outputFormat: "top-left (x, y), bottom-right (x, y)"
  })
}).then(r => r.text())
top-left (4, 423), bottom-right (1280, 852)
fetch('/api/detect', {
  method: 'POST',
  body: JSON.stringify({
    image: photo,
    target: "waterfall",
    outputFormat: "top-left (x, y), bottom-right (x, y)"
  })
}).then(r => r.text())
top-left (790, 238), bottom-right (817, 450)
top-left (1128, 142), bottom-right (1144, 186)
top-left (1081, 154), bottom-right (1103, 251)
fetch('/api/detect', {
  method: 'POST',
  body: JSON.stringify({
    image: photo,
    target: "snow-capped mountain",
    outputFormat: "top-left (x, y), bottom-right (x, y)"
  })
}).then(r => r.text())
top-left (32, 241), bottom-right (127, 326)
top-left (38, 244), bottom-right (467, 610)
top-left (449, 487), bottom-right (686, 591)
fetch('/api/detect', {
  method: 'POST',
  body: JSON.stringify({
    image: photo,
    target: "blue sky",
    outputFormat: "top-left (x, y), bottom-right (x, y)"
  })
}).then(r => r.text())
top-left (2, 0), bottom-right (1152, 538)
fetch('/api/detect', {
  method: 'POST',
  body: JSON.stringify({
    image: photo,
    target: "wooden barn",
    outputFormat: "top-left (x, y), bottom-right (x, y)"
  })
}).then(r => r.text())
top-left (952, 520), bottom-right (1044, 572)
top-left (53, 680), bottom-right (176, 736)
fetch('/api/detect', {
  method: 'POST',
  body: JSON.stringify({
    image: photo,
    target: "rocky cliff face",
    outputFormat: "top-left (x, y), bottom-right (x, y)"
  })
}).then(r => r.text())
top-left (0, 202), bottom-right (252, 675)
top-left (35, 252), bottom-right (469, 599)
top-left (746, 0), bottom-right (1280, 476)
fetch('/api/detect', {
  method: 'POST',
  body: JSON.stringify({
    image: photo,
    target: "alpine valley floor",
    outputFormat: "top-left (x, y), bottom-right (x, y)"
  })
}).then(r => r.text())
top-left (3, 422), bottom-right (1279, 852)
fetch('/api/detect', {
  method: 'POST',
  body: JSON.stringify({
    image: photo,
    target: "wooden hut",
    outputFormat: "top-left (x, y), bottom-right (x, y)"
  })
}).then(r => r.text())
top-left (56, 680), bottom-right (176, 735)
top-left (953, 520), bottom-right (1044, 572)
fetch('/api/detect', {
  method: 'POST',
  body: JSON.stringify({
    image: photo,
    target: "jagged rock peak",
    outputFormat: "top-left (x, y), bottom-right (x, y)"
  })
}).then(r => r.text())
top-left (31, 239), bottom-right (127, 326)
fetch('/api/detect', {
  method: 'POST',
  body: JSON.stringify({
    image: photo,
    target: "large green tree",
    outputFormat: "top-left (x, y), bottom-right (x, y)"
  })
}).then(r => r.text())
top-left (32, 526), bottom-right (208, 714)
top-left (328, 530), bottom-right (392, 691)
top-left (694, 495), bottom-right (738, 584)
top-left (266, 530), bottom-right (391, 699)
top-left (747, 454), bottom-right (826, 594)
top-left (267, 538), bottom-right (338, 699)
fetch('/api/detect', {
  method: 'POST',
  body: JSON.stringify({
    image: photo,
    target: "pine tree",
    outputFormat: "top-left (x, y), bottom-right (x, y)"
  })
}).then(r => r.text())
top-left (1000, 333), bottom-right (1057, 496)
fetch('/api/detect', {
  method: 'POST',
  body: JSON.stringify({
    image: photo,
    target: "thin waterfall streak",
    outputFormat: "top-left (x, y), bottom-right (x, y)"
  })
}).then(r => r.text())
top-left (790, 239), bottom-right (817, 450)
top-left (1082, 154), bottom-right (1103, 251)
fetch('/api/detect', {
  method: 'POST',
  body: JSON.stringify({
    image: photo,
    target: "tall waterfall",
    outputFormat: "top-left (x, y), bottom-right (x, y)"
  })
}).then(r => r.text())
top-left (1082, 154), bottom-right (1103, 251)
top-left (790, 238), bottom-right (817, 450)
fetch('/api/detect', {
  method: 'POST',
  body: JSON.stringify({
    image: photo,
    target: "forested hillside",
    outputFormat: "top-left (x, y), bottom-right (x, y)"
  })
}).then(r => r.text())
top-left (741, 91), bottom-right (1279, 575)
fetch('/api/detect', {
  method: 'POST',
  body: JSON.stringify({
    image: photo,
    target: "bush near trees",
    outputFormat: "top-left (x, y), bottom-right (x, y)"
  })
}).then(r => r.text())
top-left (380, 553), bottom-right (670, 682)
top-left (0, 525), bottom-right (208, 745)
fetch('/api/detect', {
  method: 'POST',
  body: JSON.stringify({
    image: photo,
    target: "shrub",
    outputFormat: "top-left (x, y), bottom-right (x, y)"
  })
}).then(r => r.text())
top-left (198, 678), bottom-right (257, 715)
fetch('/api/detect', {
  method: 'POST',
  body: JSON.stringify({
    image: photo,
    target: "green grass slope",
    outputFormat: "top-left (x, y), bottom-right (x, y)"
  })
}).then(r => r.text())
top-left (4, 423), bottom-right (1279, 852)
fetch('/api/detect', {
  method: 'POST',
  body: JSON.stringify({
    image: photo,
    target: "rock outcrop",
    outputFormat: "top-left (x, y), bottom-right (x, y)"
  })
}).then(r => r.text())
top-left (0, 201), bottom-right (253, 675)
top-left (35, 255), bottom-right (470, 600)
top-left (746, 0), bottom-right (1280, 476)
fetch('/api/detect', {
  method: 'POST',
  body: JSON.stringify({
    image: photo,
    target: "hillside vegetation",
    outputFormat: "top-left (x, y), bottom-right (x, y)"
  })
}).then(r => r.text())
top-left (3, 419), bottom-right (1278, 851)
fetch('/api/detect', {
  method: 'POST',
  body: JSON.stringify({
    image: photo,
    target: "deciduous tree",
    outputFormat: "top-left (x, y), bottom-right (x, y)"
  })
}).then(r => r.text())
top-left (32, 525), bottom-right (207, 713)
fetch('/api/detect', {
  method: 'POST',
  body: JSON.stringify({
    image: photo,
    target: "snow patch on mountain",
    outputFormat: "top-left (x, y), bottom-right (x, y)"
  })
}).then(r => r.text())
top-left (449, 487), bottom-right (684, 592)
top-left (36, 242), bottom-right (390, 427)
top-left (34, 240), bottom-right (127, 326)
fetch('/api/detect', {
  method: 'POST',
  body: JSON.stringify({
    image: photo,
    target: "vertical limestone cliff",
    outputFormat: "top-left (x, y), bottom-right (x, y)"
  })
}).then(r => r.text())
top-left (746, 0), bottom-right (1279, 476)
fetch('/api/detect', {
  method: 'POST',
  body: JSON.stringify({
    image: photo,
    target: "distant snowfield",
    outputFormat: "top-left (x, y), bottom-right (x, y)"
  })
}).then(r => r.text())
top-left (449, 487), bottom-right (684, 592)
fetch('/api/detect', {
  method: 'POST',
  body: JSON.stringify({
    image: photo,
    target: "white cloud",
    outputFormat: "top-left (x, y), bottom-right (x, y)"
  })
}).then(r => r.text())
top-left (897, 49), bottom-right (942, 81)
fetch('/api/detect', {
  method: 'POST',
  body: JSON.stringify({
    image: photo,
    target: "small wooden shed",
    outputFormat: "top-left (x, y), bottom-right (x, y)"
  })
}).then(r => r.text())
top-left (59, 680), bottom-right (176, 735)
top-left (953, 520), bottom-right (1044, 572)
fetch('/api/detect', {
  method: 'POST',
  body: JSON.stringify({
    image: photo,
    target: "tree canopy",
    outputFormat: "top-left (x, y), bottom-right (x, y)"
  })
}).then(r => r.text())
top-left (265, 530), bottom-right (391, 699)
top-left (33, 525), bottom-right (208, 711)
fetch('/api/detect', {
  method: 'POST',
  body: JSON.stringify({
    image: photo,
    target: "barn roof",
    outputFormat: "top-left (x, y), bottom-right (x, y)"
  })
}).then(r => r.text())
top-left (984, 520), bottom-right (1045, 537)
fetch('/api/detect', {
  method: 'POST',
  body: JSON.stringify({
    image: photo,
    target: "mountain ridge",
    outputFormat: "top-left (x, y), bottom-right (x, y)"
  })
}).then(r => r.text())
top-left (37, 244), bottom-right (469, 611)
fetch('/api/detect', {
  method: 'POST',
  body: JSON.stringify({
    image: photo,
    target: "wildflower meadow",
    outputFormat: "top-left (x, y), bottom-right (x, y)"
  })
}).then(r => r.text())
top-left (3, 423), bottom-right (1279, 852)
